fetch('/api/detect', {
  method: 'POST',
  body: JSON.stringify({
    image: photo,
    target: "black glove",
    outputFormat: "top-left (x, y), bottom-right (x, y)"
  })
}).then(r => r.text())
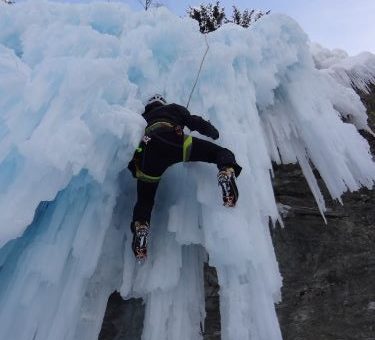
top-left (206, 124), bottom-right (219, 140)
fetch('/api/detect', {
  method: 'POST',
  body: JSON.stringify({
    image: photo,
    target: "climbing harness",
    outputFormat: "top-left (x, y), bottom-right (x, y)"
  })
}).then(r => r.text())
top-left (145, 121), bottom-right (175, 135)
top-left (131, 121), bottom-right (193, 183)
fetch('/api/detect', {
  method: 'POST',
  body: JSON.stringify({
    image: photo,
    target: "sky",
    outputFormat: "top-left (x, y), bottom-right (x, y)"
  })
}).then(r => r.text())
top-left (39, 0), bottom-right (375, 55)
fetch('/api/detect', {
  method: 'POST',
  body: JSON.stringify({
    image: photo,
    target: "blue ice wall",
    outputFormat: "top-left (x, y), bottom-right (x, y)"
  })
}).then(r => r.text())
top-left (0, 2), bottom-right (374, 340)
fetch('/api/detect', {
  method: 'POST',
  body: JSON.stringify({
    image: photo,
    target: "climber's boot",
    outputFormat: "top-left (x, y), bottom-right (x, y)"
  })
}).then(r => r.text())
top-left (217, 167), bottom-right (238, 207)
top-left (131, 221), bottom-right (150, 262)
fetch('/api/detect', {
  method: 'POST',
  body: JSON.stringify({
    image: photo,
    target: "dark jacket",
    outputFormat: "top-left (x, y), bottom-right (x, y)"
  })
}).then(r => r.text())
top-left (127, 102), bottom-right (223, 179)
top-left (142, 102), bottom-right (219, 139)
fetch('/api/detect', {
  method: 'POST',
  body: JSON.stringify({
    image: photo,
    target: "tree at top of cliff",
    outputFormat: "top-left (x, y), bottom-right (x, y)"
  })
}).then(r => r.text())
top-left (188, 1), bottom-right (226, 33)
top-left (231, 6), bottom-right (271, 28)
top-left (188, 1), bottom-right (270, 33)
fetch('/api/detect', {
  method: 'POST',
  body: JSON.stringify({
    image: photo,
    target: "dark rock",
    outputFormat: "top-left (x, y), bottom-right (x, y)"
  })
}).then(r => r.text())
top-left (272, 87), bottom-right (375, 340)
top-left (273, 175), bottom-right (375, 340)
top-left (99, 293), bottom-right (144, 340)
top-left (98, 265), bottom-right (222, 340)
top-left (203, 263), bottom-right (221, 340)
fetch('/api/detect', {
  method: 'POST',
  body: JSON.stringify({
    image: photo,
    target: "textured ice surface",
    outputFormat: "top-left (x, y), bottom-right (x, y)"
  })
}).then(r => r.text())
top-left (311, 43), bottom-right (375, 94)
top-left (0, 1), bottom-right (374, 340)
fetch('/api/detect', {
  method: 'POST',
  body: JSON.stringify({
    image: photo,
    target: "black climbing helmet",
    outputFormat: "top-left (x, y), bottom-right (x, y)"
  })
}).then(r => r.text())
top-left (147, 94), bottom-right (167, 106)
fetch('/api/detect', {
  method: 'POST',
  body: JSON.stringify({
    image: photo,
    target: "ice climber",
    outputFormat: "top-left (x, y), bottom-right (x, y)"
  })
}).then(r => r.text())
top-left (128, 94), bottom-right (242, 261)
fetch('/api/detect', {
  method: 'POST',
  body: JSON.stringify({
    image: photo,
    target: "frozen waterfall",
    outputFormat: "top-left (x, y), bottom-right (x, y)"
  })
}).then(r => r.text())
top-left (0, 1), bottom-right (374, 339)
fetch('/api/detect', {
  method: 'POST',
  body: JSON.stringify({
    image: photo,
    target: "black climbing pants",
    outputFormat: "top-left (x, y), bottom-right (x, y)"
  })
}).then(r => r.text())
top-left (131, 130), bottom-right (241, 224)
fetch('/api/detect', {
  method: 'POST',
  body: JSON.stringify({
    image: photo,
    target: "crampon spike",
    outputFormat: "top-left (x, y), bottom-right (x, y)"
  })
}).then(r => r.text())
top-left (217, 167), bottom-right (238, 207)
top-left (131, 221), bottom-right (150, 262)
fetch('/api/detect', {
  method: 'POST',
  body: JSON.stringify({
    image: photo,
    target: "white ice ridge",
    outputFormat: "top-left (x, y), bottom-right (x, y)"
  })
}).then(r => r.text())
top-left (0, 1), bottom-right (374, 340)
top-left (311, 43), bottom-right (375, 94)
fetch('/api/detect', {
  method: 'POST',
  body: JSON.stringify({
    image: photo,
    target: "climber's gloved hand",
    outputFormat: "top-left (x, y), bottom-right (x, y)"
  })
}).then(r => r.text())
top-left (206, 124), bottom-right (219, 140)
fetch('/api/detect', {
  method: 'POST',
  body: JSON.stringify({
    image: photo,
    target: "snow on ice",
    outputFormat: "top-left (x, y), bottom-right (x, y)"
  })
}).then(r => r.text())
top-left (0, 1), bottom-right (374, 340)
top-left (311, 42), bottom-right (375, 94)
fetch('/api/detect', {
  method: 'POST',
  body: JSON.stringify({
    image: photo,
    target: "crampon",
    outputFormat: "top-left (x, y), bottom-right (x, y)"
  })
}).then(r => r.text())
top-left (131, 221), bottom-right (150, 262)
top-left (217, 167), bottom-right (239, 207)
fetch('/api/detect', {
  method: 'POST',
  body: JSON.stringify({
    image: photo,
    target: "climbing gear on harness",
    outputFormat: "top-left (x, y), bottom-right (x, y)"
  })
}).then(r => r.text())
top-left (145, 121), bottom-right (176, 135)
top-left (142, 135), bottom-right (152, 144)
top-left (147, 94), bottom-right (167, 106)
top-left (131, 220), bottom-right (150, 262)
top-left (175, 125), bottom-right (183, 136)
top-left (217, 167), bottom-right (238, 207)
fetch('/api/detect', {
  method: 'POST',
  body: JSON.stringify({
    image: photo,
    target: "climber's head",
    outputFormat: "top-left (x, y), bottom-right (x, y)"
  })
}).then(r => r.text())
top-left (146, 93), bottom-right (167, 106)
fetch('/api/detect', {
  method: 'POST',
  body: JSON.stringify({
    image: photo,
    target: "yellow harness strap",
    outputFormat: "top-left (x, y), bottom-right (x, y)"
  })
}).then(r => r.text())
top-left (134, 133), bottom-right (192, 182)
top-left (183, 135), bottom-right (193, 162)
top-left (135, 167), bottom-right (161, 183)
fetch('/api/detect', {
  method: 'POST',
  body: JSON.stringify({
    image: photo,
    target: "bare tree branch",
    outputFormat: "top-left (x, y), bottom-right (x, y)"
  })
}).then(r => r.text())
top-left (136, 0), bottom-right (153, 11)
top-left (145, 0), bottom-right (152, 10)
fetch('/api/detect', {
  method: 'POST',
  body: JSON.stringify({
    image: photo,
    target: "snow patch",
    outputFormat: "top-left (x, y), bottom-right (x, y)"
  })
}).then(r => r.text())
top-left (311, 43), bottom-right (375, 93)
